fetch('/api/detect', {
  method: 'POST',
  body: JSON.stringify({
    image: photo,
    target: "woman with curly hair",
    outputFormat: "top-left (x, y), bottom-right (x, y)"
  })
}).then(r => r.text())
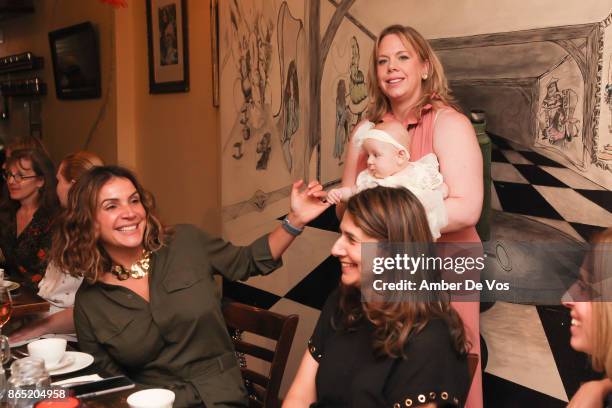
top-left (54, 165), bottom-right (329, 407)
top-left (285, 186), bottom-right (470, 407)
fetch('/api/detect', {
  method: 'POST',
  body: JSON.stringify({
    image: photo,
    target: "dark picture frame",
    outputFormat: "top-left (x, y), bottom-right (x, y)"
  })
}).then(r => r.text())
top-left (48, 22), bottom-right (101, 100)
top-left (146, 0), bottom-right (189, 93)
top-left (210, 0), bottom-right (219, 106)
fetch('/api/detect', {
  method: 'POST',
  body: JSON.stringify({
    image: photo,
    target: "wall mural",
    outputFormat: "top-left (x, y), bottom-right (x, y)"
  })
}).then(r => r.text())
top-left (220, 2), bottom-right (612, 223)
top-left (220, 0), bottom-right (306, 220)
top-left (431, 17), bottom-right (609, 187)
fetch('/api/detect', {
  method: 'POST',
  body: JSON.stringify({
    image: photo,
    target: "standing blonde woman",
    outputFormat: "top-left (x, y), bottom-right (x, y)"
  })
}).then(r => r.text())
top-left (338, 25), bottom-right (483, 407)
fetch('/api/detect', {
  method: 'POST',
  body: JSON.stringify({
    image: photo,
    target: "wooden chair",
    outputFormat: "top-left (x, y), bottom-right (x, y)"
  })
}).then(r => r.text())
top-left (222, 301), bottom-right (299, 408)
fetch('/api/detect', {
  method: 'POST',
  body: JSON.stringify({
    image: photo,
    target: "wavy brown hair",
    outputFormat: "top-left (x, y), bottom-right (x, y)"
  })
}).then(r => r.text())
top-left (52, 165), bottom-right (167, 283)
top-left (367, 25), bottom-right (459, 124)
top-left (338, 186), bottom-right (468, 358)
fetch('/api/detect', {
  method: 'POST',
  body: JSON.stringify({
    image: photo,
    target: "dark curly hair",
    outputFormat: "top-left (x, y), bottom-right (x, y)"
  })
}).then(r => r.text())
top-left (52, 165), bottom-right (168, 283)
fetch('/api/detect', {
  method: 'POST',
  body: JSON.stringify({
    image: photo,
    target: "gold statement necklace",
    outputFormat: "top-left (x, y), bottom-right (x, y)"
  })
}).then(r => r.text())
top-left (111, 250), bottom-right (151, 281)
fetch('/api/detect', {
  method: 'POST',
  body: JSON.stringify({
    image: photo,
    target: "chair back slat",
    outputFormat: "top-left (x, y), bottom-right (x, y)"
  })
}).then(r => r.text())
top-left (242, 367), bottom-right (270, 388)
top-left (223, 301), bottom-right (299, 408)
top-left (223, 302), bottom-right (286, 339)
top-left (234, 340), bottom-right (275, 362)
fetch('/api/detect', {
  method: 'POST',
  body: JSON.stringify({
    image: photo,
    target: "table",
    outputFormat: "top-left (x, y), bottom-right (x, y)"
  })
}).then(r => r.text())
top-left (10, 284), bottom-right (50, 318)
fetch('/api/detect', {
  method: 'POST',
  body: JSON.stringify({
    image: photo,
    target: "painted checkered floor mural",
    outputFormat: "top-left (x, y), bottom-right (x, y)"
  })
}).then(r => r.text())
top-left (224, 133), bottom-right (611, 406)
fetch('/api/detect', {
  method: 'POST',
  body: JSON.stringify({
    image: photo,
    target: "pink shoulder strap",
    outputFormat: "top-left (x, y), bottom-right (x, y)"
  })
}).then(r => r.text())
top-left (409, 109), bottom-right (436, 161)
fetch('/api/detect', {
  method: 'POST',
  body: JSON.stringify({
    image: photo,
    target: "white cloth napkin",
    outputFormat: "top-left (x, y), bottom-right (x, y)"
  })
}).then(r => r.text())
top-left (10, 333), bottom-right (78, 348)
top-left (51, 374), bottom-right (103, 386)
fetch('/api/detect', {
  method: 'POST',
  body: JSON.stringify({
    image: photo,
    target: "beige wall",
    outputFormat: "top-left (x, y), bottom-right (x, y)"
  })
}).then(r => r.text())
top-left (115, 0), bottom-right (221, 233)
top-left (0, 0), bottom-right (117, 166)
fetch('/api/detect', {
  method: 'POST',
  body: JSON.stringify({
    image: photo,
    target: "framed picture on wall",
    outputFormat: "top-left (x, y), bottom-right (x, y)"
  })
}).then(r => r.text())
top-left (146, 0), bottom-right (189, 93)
top-left (48, 22), bottom-right (101, 100)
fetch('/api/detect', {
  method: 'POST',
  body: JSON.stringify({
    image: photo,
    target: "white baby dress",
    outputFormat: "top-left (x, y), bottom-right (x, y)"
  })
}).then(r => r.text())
top-left (353, 121), bottom-right (448, 240)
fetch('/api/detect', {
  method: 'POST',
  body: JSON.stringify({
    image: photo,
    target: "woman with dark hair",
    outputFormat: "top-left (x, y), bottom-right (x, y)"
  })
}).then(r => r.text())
top-left (54, 165), bottom-right (329, 407)
top-left (0, 148), bottom-right (59, 287)
top-left (9, 151), bottom-right (104, 343)
top-left (285, 186), bottom-right (470, 407)
top-left (337, 25), bottom-right (483, 406)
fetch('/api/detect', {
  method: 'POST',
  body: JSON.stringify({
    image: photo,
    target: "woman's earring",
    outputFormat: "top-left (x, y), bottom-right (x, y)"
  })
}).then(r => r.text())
top-left (422, 73), bottom-right (428, 80)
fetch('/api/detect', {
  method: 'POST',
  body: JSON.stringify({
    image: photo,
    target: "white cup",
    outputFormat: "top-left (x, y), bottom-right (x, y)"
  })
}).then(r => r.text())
top-left (27, 338), bottom-right (66, 367)
top-left (127, 389), bottom-right (175, 408)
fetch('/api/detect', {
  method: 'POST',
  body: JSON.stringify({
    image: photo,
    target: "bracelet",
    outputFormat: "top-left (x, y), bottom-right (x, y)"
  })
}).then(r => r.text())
top-left (282, 216), bottom-right (304, 236)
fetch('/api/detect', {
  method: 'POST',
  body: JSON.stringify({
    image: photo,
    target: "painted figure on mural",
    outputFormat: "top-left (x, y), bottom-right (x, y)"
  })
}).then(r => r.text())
top-left (607, 55), bottom-right (612, 134)
top-left (333, 79), bottom-right (350, 165)
top-left (601, 58), bottom-right (612, 162)
top-left (256, 132), bottom-right (271, 170)
top-left (281, 61), bottom-right (300, 172)
top-left (539, 78), bottom-right (579, 147)
top-left (238, 37), bottom-right (253, 141)
top-left (255, 14), bottom-right (273, 106)
top-left (349, 36), bottom-right (367, 107)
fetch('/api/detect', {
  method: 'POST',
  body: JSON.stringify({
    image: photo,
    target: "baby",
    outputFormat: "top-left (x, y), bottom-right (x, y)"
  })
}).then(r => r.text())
top-left (328, 120), bottom-right (448, 239)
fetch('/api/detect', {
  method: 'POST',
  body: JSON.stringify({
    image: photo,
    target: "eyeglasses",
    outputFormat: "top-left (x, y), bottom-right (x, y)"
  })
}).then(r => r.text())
top-left (2, 171), bottom-right (39, 183)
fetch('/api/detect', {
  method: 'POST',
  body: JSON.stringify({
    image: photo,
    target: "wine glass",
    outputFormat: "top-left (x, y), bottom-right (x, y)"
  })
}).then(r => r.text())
top-left (0, 285), bottom-right (12, 365)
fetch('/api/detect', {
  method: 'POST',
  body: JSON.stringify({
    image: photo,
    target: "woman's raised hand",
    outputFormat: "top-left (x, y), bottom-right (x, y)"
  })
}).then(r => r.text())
top-left (288, 180), bottom-right (331, 228)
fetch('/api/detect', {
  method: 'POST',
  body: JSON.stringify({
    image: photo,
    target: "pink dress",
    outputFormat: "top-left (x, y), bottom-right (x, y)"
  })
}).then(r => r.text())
top-left (384, 106), bottom-right (483, 408)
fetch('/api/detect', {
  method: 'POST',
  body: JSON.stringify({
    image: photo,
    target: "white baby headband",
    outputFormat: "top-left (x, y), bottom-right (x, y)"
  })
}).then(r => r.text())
top-left (353, 122), bottom-right (408, 155)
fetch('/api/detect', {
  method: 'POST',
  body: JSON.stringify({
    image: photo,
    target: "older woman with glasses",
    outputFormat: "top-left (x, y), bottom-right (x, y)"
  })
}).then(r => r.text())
top-left (0, 148), bottom-right (59, 288)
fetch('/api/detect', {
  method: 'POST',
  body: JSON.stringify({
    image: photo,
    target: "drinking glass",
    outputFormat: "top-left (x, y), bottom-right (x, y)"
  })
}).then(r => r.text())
top-left (8, 357), bottom-right (50, 407)
top-left (0, 286), bottom-right (11, 399)
top-left (0, 286), bottom-right (12, 364)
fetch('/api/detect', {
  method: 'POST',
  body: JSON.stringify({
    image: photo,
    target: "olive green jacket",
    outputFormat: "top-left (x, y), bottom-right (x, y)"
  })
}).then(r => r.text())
top-left (74, 224), bottom-right (282, 407)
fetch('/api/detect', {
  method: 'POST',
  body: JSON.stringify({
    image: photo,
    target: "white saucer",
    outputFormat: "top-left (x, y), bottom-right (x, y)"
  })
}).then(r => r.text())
top-left (1, 280), bottom-right (20, 291)
top-left (48, 351), bottom-right (94, 376)
top-left (45, 354), bottom-right (75, 371)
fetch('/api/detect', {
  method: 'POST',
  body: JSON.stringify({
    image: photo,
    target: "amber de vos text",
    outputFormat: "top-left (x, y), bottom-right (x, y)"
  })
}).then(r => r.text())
top-left (370, 254), bottom-right (510, 292)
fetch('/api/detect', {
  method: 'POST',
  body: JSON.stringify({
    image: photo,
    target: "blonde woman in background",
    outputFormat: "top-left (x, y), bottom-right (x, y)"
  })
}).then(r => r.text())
top-left (564, 229), bottom-right (612, 407)
top-left (10, 151), bottom-right (103, 343)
